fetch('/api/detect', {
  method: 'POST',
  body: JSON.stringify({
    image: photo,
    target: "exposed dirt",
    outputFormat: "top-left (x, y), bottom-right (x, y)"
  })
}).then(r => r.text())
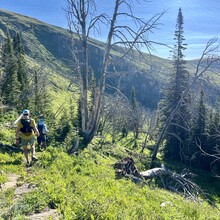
top-left (1, 173), bottom-right (20, 190)
top-left (1, 172), bottom-right (60, 219)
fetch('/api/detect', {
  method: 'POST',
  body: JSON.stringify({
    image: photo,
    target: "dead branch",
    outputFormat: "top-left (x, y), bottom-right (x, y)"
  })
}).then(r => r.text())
top-left (114, 157), bottom-right (209, 203)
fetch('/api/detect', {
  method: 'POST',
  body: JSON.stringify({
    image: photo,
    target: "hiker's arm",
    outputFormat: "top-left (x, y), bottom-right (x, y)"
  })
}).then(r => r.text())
top-left (16, 127), bottom-right (20, 139)
top-left (45, 124), bottom-right (49, 133)
top-left (15, 127), bottom-right (20, 145)
top-left (33, 126), bottom-right (40, 137)
top-left (32, 120), bottom-right (40, 136)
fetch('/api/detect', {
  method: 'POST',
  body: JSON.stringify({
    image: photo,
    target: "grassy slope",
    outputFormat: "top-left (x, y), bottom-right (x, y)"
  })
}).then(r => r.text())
top-left (1, 8), bottom-right (220, 111)
top-left (0, 144), bottom-right (219, 219)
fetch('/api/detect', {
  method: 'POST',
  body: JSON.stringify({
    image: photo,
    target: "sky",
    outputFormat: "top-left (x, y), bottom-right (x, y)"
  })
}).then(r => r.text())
top-left (0, 0), bottom-right (220, 60)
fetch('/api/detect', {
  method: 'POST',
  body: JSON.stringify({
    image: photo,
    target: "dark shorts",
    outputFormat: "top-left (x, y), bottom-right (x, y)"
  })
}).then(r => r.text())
top-left (37, 135), bottom-right (46, 145)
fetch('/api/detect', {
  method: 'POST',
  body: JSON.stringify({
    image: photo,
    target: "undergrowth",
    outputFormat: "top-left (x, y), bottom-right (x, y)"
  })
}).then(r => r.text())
top-left (0, 145), bottom-right (219, 219)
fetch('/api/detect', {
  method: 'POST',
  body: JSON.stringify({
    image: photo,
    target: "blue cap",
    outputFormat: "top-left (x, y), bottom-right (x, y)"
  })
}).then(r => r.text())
top-left (38, 120), bottom-right (44, 125)
top-left (23, 109), bottom-right (29, 115)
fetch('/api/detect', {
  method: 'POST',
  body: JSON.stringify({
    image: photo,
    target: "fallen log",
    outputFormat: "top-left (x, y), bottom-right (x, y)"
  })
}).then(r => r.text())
top-left (140, 167), bottom-right (167, 178)
top-left (114, 158), bottom-right (208, 203)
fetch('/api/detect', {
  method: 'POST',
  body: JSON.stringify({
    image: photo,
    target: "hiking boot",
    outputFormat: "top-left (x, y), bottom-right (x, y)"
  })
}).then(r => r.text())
top-left (25, 161), bottom-right (31, 167)
top-left (31, 156), bottom-right (38, 161)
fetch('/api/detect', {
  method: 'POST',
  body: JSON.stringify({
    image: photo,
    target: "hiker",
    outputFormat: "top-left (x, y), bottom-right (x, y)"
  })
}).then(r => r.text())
top-left (15, 109), bottom-right (39, 166)
top-left (37, 114), bottom-right (49, 151)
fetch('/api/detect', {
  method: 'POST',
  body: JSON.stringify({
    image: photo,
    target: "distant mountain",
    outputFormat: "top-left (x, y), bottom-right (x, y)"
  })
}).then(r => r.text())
top-left (0, 9), bottom-right (219, 109)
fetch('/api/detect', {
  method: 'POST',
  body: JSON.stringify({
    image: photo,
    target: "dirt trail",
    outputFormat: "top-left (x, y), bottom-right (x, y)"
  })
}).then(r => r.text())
top-left (1, 172), bottom-right (60, 219)
top-left (1, 173), bottom-right (20, 190)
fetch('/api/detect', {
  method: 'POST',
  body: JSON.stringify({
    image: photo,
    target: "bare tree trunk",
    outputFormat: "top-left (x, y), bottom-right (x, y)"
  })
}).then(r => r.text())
top-left (81, 1), bottom-right (118, 144)
top-left (65, 0), bottom-right (165, 146)
top-left (80, 2), bottom-right (89, 131)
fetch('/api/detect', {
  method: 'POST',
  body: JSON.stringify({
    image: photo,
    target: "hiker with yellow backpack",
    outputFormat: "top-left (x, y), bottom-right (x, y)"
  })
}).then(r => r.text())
top-left (15, 109), bottom-right (39, 166)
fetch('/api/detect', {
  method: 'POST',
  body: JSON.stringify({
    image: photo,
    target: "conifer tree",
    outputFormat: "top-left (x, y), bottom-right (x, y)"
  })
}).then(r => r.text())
top-left (189, 90), bottom-right (207, 167)
top-left (88, 71), bottom-right (96, 117)
top-left (158, 8), bottom-right (190, 161)
top-left (41, 77), bottom-right (52, 115)
top-left (13, 33), bottom-right (28, 96)
top-left (205, 110), bottom-right (220, 170)
top-left (55, 109), bottom-right (72, 143)
top-left (33, 70), bottom-right (43, 114)
top-left (76, 97), bottom-right (83, 136)
top-left (1, 30), bottom-right (21, 106)
top-left (13, 32), bottom-right (24, 55)
top-left (69, 97), bottom-right (75, 126)
top-left (0, 99), bottom-right (3, 122)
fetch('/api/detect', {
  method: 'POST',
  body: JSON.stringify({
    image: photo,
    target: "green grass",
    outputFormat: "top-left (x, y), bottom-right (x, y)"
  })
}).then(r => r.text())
top-left (0, 145), bottom-right (219, 219)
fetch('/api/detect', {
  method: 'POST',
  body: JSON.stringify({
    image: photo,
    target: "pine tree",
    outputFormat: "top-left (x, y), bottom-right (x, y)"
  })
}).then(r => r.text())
top-left (189, 90), bottom-right (207, 167)
top-left (205, 110), bottom-right (220, 170)
top-left (33, 70), bottom-right (42, 114)
top-left (159, 8), bottom-right (190, 161)
top-left (13, 33), bottom-right (27, 90)
top-left (69, 97), bottom-right (76, 126)
top-left (41, 77), bottom-right (52, 115)
top-left (88, 71), bottom-right (96, 116)
top-left (76, 97), bottom-right (83, 136)
top-left (55, 109), bottom-right (72, 143)
top-left (13, 32), bottom-right (24, 55)
top-left (0, 98), bottom-right (3, 122)
top-left (1, 30), bottom-right (21, 106)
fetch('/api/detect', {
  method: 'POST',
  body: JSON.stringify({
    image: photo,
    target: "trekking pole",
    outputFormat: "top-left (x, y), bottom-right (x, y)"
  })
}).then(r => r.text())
top-left (13, 114), bottom-right (23, 125)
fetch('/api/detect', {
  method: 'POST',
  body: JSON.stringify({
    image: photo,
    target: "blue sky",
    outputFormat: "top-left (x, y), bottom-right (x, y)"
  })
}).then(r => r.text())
top-left (0, 0), bottom-right (220, 60)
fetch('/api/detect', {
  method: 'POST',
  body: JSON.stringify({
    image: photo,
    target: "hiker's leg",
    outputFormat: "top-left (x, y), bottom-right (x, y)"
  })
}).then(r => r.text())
top-left (23, 145), bottom-right (29, 163)
top-left (37, 137), bottom-right (41, 151)
top-left (21, 139), bottom-right (29, 163)
top-left (29, 137), bottom-right (36, 158)
top-left (42, 141), bottom-right (46, 150)
top-left (42, 135), bottom-right (46, 150)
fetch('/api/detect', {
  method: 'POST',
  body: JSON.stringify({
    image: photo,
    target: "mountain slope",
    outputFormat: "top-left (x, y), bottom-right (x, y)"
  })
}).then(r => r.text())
top-left (0, 9), bottom-right (220, 109)
top-left (0, 9), bottom-right (170, 109)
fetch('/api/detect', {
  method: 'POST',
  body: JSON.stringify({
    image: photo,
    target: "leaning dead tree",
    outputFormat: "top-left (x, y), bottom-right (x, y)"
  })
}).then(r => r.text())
top-left (114, 157), bottom-right (208, 203)
top-left (152, 38), bottom-right (220, 162)
top-left (65, 0), bottom-right (165, 146)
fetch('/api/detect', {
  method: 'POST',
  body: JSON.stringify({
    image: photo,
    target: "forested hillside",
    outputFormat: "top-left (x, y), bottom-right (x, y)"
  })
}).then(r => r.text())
top-left (0, 6), bottom-right (220, 219)
top-left (0, 9), bottom-right (220, 109)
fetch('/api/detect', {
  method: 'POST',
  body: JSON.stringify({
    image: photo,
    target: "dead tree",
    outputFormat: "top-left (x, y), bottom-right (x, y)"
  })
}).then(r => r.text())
top-left (114, 157), bottom-right (209, 203)
top-left (65, 0), bottom-right (165, 146)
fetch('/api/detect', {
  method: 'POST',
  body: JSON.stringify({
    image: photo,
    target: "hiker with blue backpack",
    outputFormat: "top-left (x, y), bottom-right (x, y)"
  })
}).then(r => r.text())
top-left (37, 114), bottom-right (49, 151)
top-left (15, 109), bottom-right (39, 166)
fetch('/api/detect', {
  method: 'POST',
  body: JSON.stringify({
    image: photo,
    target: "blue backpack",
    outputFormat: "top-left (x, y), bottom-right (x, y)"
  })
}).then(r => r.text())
top-left (37, 123), bottom-right (44, 135)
